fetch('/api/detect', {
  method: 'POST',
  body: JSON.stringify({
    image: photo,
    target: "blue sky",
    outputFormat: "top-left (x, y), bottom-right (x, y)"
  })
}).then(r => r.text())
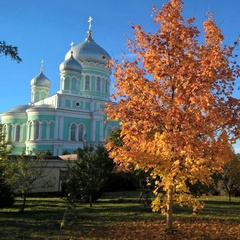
top-left (1, 0), bottom-right (240, 152)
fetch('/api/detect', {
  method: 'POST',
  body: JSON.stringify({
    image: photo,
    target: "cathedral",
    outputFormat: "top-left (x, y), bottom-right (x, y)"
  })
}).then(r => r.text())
top-left (0, 18), bottom-right (118, 156)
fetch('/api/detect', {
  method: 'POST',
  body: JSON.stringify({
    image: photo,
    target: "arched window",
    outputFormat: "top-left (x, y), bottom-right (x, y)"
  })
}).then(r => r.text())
top-left (78, 124), bottom-right (85, 141)
top-left (96, 77), bottom-right (101, 91)
top-left (64, 77), bottom-right (70, 90)
top-left (42, 121), bottom-right (47, 139)
top-left (15, 125), bottom-right (20, 142)
top-left (49, 122), bottom-right (54, 139)
top-left (35, 91), bottom-right (39, 102)
top-left (72, 77), bottom-right (77, 90)
top-left (85, 75), bottom-right (90, 90)
top-left (70, 124), bottom-right (76, 141)
top-left (34, 121), bottom-right (39, 140)
top-left (40, 91), bottom-right (46, 100)
top-left (105, 79), bottom-right (108, 93)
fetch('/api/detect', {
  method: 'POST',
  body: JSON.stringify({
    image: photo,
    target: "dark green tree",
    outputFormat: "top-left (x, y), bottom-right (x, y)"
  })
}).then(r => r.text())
top-left (221, 154), bottom-right (240, 202)
top-left (0, 124), bottom-right (14, 208)
top-left (63, 144), bottom-right (114, 207)
top-left (0, 166), bottom-right (15, 208)
top-left (0, 41), bottom-right (22, 62)
top-left (107, 128), bottom-right (153, 201)
top-left (107, 128), bottom-right (123, 147)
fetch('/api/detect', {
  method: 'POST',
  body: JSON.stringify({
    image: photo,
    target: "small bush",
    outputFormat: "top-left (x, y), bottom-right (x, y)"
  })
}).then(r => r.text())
top-left (0, 185), bottom-right (15, 208)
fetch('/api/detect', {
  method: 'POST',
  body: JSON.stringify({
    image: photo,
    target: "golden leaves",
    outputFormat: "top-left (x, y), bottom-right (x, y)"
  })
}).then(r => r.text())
top-left (186, 16), bottom-right (195, 25)
top-left (106, 0), bottom-right (240, 227)
top-left (74, 218), bottom-right (240, 240)
top-left (203, 12), bottom-right (224, 45)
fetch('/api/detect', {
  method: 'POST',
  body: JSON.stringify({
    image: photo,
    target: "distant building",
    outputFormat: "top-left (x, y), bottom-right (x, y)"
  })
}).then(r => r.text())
top-left (1, 20), bottom-right (118, 156)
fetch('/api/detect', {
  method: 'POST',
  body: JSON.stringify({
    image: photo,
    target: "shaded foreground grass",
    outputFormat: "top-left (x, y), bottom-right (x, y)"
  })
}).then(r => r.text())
top-left (0, 192), bottom-right (240, 240)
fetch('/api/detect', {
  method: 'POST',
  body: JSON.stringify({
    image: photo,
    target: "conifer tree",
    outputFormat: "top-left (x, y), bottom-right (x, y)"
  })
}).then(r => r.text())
top-left (0, 41), bottom-right (22, 62)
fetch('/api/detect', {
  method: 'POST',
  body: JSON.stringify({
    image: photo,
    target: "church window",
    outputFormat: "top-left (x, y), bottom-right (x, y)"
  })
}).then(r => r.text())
top-left (40, 91), bottom-right (46, 100)
top-left (34, 121), bottom-right (39, 140)
top-left (64, 78), bottom-right (70, 90)
top-left (78, 124), bottom-right (85, 141)
top-left (105, 79), bottom-right (108, 93)
top-left (8, 125), bottom-right (12, 141)
top-left (49, 122), bottom-right (54, 139)
top-left (70, 124), bottom-right (76, 141)
top-left (72, 78), bottom-right (77, 90)
top-left (96, 77), bottom-right (101, 91)
top-left (42, 122), bottom-right (47, 139)
top-left (35, 91), bottom-right (39, 102)
top-left (15, 125), bottom-right (20, 142)
top-left (85, 75), bottom-right (90, 90)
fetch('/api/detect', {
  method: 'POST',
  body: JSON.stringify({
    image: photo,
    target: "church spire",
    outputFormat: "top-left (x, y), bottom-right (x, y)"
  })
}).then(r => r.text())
top-left (87, 16), bottom-right (93, 40)
top-left (70, 41), bottom-right (74, 54)
top-left (40, 59), bottom-right (44, 72)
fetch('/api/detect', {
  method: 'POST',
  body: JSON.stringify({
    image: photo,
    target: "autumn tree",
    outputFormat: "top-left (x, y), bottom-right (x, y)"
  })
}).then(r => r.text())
top-left (106, 0), bottom-right (240, 231)
top-left (0, 41), bottom-right (22, 62)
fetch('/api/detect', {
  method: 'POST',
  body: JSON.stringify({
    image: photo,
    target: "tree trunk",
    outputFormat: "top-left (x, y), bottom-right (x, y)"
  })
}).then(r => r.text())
top-left (228, 191), bottom-right (232, 202)
top-left (166, 186), bottom-right (174, 232)
top-left (89, 194), bottom-right (93, 207)
top-left (19, 192), bottom-right (26, 213)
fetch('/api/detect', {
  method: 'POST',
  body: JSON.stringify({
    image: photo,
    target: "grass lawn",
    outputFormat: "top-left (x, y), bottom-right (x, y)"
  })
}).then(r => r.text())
top-left (0, 192), bottom-right (240, 240)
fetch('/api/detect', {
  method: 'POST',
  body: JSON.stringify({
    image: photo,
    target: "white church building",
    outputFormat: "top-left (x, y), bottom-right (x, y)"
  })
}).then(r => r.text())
top-left (1, 19), bottom-right (118, 157)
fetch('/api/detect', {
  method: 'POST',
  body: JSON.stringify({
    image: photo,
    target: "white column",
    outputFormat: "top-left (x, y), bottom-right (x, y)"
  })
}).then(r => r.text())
top-left (30, 122), bottom-right (35, 140)
top-left (60, 76), bottom-right (64, 91)
top-left (26, 122), bottom-right (30, 141)
top-left (90, 117), bottom-right (95, 142)
top-left (20, 125), bottom-right (23, 142)
top-left (11, 125), bottom-right (15, 141)
top-left (59, 117), bottom-right (63, 140)
top-left (54, 116), bottom-right (59, 140)
top-left (69, 76), bottom-right (72, 90)
top-left (46, 122), bottom-right (50, 140)
top-left (39, 122), bottom-right (42, 140)
top-left (99, 120), bottom-right (103, 141)
top-left (6, 124), bottom-right (10, 141)
top-left (75, 124), bottom-right (78, 141)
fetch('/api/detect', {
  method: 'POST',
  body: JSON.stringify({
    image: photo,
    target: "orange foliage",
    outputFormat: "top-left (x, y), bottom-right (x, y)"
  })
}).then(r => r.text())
top-left (106, 0), bottom-right (240, 231)
top-left (58, 219), bottom-right (240, 240)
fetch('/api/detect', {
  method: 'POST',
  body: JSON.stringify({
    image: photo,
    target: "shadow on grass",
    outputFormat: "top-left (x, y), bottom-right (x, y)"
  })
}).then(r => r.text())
top-left (204, 200), bottom-right (240, 206)
top-left (0, 202), bottom-right (159, 240)
top-left (1, 195), bottom-right (240, 239)
top-left (171, 198), bottom-right (240, 222)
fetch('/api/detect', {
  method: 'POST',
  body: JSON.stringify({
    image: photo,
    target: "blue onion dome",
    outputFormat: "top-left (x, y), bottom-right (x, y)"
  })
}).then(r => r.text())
top-left (65, 30), bottom-right (111, 65)
top-left (31, 61), bottom-right (50, 87)
top-left (59, 51), bottom-right (82, 73)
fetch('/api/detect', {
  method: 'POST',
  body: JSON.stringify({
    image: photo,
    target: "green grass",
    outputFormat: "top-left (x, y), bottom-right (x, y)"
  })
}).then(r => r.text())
top-left (0, 192), bottom-right (240, 240)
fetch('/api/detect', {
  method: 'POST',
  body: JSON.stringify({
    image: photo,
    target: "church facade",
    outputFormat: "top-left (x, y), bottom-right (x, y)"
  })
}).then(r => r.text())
top-left (1, 22), bottom-right (118, 156)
